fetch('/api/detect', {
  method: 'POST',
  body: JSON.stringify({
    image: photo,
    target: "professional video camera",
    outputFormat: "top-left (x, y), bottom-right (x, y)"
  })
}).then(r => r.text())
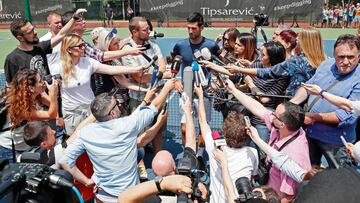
top-left (254, 13), bottom-right (269, 27)
top-left (235, 177), bottom-right (263, 203)
top-left (0, 158), bottom-right (76, 203)
top-left (43, 74), bottom-right (62, 85)
top-left (176, 151), bottom-right (206, 203)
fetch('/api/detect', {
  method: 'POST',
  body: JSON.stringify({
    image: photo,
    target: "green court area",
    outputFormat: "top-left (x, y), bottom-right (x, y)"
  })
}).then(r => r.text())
top-left (0, 27), bottom-right (356, 70)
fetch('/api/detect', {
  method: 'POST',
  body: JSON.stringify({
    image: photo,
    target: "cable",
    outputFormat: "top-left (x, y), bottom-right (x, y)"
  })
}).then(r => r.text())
top-left (71, 185), bottom-right (85, 203)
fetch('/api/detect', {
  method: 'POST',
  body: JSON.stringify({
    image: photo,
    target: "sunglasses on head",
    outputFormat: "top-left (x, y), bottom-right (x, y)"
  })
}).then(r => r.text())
top-left (106, 28), bottom-right (118, 40)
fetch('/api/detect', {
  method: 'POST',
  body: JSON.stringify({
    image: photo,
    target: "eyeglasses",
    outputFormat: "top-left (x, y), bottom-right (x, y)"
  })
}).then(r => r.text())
top-left (272, 112), bottom-right (283, 122)
top-left (108, 99), bottom-right (119, 115)
top-left (106, 28), bottom-right (118, 40)
top-left (70, 42), bottom-right (86, 49)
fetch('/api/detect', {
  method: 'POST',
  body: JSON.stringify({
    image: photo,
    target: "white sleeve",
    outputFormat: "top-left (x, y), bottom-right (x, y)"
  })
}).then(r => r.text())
top-left (51, 144), bottom-right (64, 169)
top-left (204, 131), bottom-right (215, 153)
top-left (88, 57), bottom-right (101, 73)
top-left (151, 43), bottom-right (163, 58)
top-left (270, 151), bottom-right (307, 183)
top-left (351, 101), bottom-right (360, 116)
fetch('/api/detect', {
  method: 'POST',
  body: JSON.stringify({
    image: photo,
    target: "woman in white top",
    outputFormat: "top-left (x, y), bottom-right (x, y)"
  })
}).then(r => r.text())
top-left (53, 33), bottom-right (144, 134)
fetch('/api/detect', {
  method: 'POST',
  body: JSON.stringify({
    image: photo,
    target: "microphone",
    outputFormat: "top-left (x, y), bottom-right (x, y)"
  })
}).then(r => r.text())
top-left (183, 66), bottom-right (194, 102)
top-left (150, 65), bottom-right (159, 87)
top-left (150, 72), bottom-right (163, 89)
top-left (145, 55), bottom-right (159, 71)
top-left (170, 55), bottom-right (182, 78)
top-left (48, 174), bottom-right (73, 188)
top-left (201, 47), bottom-right (226, 66)
top-left (193, 49), bottom-right (204, 61)
top-left (191, 61), bottom-right (200, 87)
top-left (212, 130), bottom-right (226, 149)
top-left (149, 31), bottom-right (164, 39)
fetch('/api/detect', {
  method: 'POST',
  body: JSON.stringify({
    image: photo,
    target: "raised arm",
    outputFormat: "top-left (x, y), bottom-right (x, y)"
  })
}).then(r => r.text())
top-left (102, 46), bottom-right (144, 62)
top-left (29, 79), bottom-right (59, 120)
top-left (194, 86), bottom-right (211, 135)
top-left (226, 79), bottom-right (268, 120)
top-left (95, 63), bottom-right (145, 75)
top-left (51, 9), bottom-right (87, 48)
top-left (151, 79), bottom-right (176, 110)
top-left (181, 95), bottom-right (196, 152)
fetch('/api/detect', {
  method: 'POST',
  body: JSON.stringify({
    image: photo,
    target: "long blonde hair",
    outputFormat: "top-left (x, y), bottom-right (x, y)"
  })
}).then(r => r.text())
top-left (298, 27), bottom-right (327, 69)
top-left (60, 34), bottom-right (82, 85)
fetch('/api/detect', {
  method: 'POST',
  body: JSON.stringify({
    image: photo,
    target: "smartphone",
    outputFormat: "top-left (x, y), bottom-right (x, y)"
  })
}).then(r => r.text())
top-left (340, 136), bottom-right (347, 146)
top-left (244, 116), bottom-right (251, 128)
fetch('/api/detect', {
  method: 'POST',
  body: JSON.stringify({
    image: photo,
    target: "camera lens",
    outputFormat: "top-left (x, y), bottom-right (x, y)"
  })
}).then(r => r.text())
top-left (235, 177), bottom-right (252, 196)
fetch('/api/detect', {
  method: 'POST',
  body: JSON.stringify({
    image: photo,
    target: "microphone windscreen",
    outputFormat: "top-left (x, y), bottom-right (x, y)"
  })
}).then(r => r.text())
top-left (201, 48), bottom-right (212, 60)
top-left (191, 61), bottom-right (199, 71)
top-left (212, 130), bottom-right (221, 140)
top-left (183, 66), bottom-right (193, 102)
top-left (156, 33), bottom-right (164, 38)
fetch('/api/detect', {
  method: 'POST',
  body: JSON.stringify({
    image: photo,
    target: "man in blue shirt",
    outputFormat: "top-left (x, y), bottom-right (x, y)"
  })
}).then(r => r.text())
top-left (291, 34), bottom-right (360, 168)
top-left (171, 12), bottom-right (219, 161)
top-left (60, 79), bottom-right (175, 203)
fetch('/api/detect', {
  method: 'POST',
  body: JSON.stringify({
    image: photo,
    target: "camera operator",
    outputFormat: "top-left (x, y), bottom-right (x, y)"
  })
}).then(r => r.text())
top-left (150, 96), bottom-right (208, 202)
top-left (194, 86), bottom-right (258, 202)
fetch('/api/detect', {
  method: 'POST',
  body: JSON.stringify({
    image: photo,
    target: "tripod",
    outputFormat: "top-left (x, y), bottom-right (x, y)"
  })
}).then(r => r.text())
top-left (251, 24), bottom-right (268, 44)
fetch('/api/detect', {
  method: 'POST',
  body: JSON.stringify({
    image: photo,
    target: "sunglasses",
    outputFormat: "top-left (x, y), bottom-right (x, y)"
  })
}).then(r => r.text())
top-left (106, 28), bottom-right (118, 40)
top-left (70, 42), bottom-right (86, 49)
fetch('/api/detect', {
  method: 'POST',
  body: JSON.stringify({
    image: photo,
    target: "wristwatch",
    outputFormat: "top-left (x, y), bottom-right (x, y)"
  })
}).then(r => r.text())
top-left (154, 176), bottom-right (163, 193)
top-left (319, 89), bottom-right (327, 98)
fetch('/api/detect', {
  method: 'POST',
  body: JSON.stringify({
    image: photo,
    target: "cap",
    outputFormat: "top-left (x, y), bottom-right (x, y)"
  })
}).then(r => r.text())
top-left (90, 27), bottom-right (105, 41)
top-left (97, 29), bottom-right (118, 51)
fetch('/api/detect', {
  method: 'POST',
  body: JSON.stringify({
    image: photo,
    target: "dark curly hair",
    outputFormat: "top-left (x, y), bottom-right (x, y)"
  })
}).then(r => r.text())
top-left (222, 111), bottom-right (248, 148)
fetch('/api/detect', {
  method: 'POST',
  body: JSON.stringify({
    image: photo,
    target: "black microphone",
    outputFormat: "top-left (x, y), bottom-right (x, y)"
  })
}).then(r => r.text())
top-left (201, 47), bottom-right (226, 66)
top-left (170, 55), bottom-right (182, 78)
top-left (145, 55), bottom-right (159, 70)
top-left (149, 31), bottom-right (164, 39)
top-left (150, 72), bottom-right (163, 89)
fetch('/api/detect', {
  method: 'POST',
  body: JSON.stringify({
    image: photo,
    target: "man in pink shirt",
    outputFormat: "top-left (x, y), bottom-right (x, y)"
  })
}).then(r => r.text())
top-left (226, 79), bottom-right (311, 203)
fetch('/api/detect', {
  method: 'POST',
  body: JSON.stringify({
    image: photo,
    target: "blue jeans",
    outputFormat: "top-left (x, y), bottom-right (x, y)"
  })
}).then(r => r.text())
top-left (307, 137), bottom-right (353, 169)
top-left (0, 145), bottom-right (14, 163)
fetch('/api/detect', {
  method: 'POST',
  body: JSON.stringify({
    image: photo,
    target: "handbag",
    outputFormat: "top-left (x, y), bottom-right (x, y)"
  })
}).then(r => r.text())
top-left (256, 131), bottom-right (300, 185)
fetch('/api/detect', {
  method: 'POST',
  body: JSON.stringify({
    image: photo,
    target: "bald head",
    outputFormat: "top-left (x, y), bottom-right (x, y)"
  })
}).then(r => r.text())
top-left (152, 150), bottom-right (176, 176)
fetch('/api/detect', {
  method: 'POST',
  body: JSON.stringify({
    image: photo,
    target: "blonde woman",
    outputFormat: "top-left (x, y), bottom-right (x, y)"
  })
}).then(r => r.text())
top-left (226, 27), bottom-right (327, 96)
top-left (52, 34), bottom-right (144, 134)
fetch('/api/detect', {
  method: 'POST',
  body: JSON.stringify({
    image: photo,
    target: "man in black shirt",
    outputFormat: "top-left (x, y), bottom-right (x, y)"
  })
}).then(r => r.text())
top-left (4, 8), bottom-right (86, 84)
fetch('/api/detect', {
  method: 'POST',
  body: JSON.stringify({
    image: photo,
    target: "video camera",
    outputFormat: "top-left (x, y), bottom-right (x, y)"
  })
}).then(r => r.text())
top-left (43, 74), bottom-right (62, 85)
top-left (254, 13), bottom-right (269, 27)
top-left (0, 158), bottom-right (75, 203)
top-left (235, 177), bottom-right (263, 203)
top-left (176, 150), bottom-right (205, 203)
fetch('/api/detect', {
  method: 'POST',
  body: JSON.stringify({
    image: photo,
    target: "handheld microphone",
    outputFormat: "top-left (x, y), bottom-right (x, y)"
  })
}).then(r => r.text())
top-left (191, 61), bottom-right (200, 87)
top-left (145, 55), bottom-right (159, 71)
top-left (193, 49), bottom-right (204, 61)
top-left (149, 31), bottom-right (164, 39)
top-left (183, 66), bottom-right (194, 102)
top-left (150, 71), bottom-right (163, 89)
top-left (212, 130), bottom-right (226, 149)
top-left (150, 65), bottom-right (159, 87)
top-left (201, 47), bottom-right (226, 66)
top-left (170, 55), bottom-right (182, 78)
